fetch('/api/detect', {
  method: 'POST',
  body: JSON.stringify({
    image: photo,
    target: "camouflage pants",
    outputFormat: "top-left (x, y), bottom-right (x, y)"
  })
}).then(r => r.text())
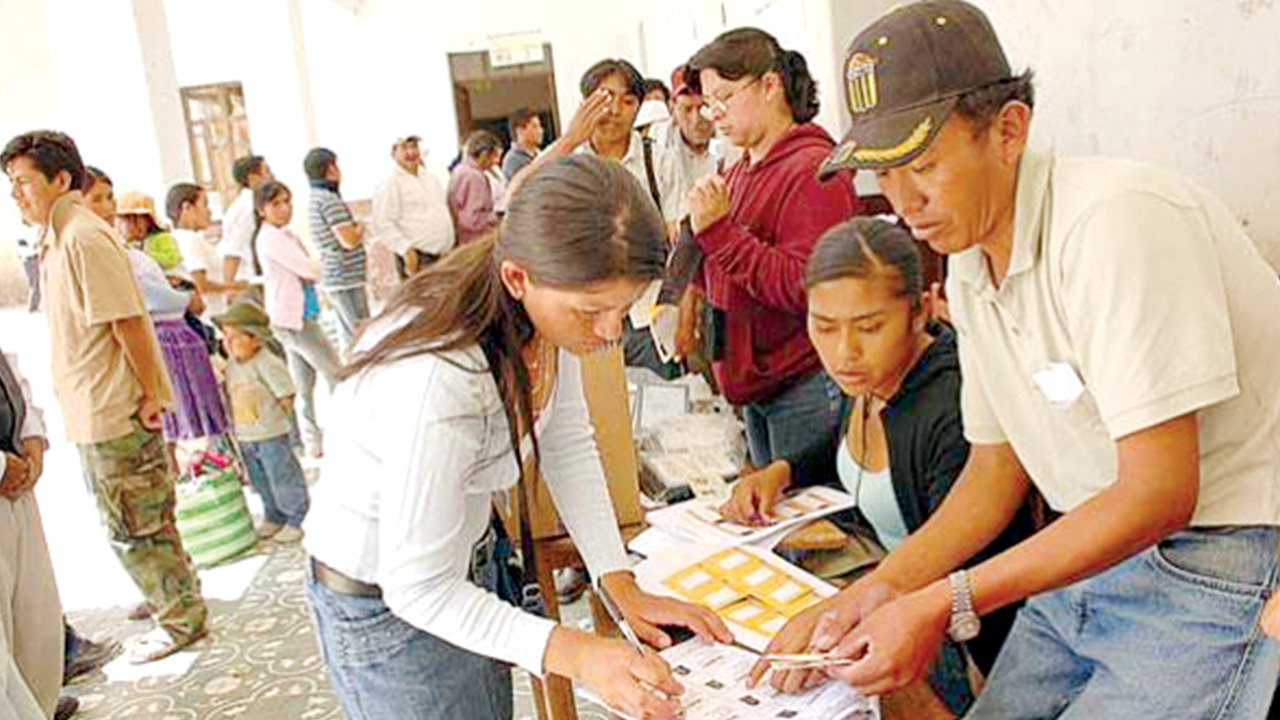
top-left (78, 420), bottom-right (207, 642)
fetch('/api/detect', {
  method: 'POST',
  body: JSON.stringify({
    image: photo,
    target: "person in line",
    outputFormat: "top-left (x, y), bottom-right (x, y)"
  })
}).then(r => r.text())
top-left (114, 188), bottom-right (228, 446)
top-left (684, 28), bottom-right (861, 465)
top-left (214, 300), bottom-right (308, 543)
top-left (2, 131), bottom-right (208, 664)
top-left (304, 155), bottom-right (731, 719)
top-left (166, 183), bottom-right (245, 317)
top-left (502, 107), bottom-right (543, 181)
top-left (0, 347), bottom-right (64, 719)
top-left (253, 180), bottom-right (339, 458)
top-left (725, 218), bottom-right (1034, 716)
top-left (17, 233), bottom-right (39, 312)
top-left (447, 130), bottom-right (502, 245)
top-left (656, 65), bottom-right (722, 225)
top-left (115, 191), bottom-right (184, 276)
top-left (778, 3), bottom-right (1280, 717)
top-left (219, 155), bottom-right (274, 288)
top-left (303, 147), bottom-right (368, 352)
top-left (371, 135), bottom-right (455, 278)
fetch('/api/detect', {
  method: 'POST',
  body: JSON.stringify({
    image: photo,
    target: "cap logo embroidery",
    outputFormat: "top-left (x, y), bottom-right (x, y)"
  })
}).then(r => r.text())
top-left (853, 115), bottom-right (933, 165)
top-left (845, 52), bottom-right (879, 115)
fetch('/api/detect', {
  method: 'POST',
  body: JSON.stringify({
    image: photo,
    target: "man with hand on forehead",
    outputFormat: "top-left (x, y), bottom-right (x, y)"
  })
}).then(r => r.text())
top-left (757, 2), bottom-right (1280, 717)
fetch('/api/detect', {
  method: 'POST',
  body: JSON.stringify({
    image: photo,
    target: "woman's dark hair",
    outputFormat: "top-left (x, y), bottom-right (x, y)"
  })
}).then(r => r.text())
top-left (465, 131), bottom-right (502, 160)
top-left (343, 155), bottom-right (666, 488)
top-left (1, 130), bottom-right (88, 191)
top-left (954, 70), bottom-right (1036, 136)
top-left (250, 180), bottom-right (291, 275)
top-left (303, 147), bottom-right (337, 182)
top-left (687, 28), bottom-right (819, 123)
top-left (579, 59), bottom-right (645, 99)
top-left (232, 155), bottom-right (267, 189)
top-left (165, 183), bottom-right (203, 224)
top-left (806, 218), bottom-right (924, 313)
top-left (85, 165), bottom-right (112, 188)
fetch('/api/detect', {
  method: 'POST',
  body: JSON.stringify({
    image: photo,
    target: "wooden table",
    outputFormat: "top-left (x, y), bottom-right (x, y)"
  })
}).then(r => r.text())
top-left (526, 523), bottom-right (647, 720)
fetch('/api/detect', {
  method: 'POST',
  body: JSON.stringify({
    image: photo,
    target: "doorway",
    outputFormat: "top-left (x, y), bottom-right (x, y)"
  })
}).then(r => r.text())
top-left (448, 43), bottom-right (560, 157)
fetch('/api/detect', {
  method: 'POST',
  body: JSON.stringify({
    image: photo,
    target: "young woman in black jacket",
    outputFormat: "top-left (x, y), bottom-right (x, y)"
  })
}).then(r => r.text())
top-left (723, 217), bottom-right (1035, 716)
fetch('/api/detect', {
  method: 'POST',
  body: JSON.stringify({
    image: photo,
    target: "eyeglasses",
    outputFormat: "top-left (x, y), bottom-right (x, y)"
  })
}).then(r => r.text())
top-left (700, 77), bottom-right (761, 119)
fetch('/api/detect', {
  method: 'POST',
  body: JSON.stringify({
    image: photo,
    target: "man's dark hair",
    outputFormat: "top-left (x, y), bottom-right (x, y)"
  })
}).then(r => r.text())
top-left (1, 131), bottom-right (88, 191)
top-left (688, 28), bottom-right (819, 123)
top-left (465, 131), bottom-right (502, 160)
top-left (231, 155), bottom-right (266, 189)
top-left (953, 71), bottom-right (1036, 135)
top-left (165, 183), bottom-right (203, 224)
top-left (508, 107), bottom-right (539, 136)
top-left (643, 78), bottom-right (671, 104)
top-left (303, 147), bottom-right (337, 182)
top-left (579, 59), bottom-right (645, 99)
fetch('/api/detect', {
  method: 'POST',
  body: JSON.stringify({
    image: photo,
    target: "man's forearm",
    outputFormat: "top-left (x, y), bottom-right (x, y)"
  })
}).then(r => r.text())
top-left (111, 315), bottom-right (167, 399)
top-left (868, 442), bottom-right (1031, 595)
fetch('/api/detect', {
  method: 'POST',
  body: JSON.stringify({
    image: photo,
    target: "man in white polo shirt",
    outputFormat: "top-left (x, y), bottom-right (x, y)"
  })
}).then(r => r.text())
top-left (755, 2), bottom-right (1280, 717)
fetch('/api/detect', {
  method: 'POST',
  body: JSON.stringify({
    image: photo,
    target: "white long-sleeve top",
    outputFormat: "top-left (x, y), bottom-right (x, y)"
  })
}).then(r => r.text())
top-left (371, 164), bottom-right (456, 257)
top-left (0, 350), bottom-right (48, 480)
top-left (303, 340), bottom-right (630, 676)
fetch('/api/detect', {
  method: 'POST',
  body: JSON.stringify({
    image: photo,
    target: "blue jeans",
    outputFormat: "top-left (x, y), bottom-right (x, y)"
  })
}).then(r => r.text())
top-left (325, 285), bottom-right (369, 353)
top-left (967, 526), bottom-right (1280, 719)
top-left (307, 521), bottom-right (515, 719)
top-left (241, 435), bottom-right (309, 527)
top-left (741, 370), bottom-right (847, 466)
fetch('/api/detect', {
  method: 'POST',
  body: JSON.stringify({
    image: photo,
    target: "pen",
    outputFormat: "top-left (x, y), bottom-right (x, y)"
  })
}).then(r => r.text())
top-left (596, 585), bottom-right (679, 702)
top-left (597, 583), bottom-right (646, 651)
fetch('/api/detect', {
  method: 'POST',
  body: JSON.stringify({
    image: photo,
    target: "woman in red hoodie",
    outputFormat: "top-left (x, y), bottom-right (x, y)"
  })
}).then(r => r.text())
top-left (686, 28), bottom-right (861, 465)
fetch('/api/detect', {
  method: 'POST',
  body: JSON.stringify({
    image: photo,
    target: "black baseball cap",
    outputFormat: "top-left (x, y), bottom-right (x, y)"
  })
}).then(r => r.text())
top-left (819, 0), bottom-right (1012, 178)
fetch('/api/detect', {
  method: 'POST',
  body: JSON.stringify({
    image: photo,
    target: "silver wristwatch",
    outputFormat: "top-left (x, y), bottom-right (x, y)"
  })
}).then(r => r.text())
top-left (947, 570), bottom-right (981, 642)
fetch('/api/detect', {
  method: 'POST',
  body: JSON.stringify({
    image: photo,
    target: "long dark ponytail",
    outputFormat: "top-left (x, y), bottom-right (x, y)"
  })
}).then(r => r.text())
top-left (343, 154), bottom-right (666, 476)
top-left (687, 27), bottom-right (820, 123)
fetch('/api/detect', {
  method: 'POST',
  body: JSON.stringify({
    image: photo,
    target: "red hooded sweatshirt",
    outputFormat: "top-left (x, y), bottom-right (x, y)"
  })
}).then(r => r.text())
top-left (694, 123), bottom-right (859, 405)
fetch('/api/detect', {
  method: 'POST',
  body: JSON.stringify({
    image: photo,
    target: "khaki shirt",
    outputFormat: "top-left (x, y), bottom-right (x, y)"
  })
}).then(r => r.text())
top-left (948, 147), bottom-right (1280, 526)
top-left (41, 192), bottom-right (171, 444)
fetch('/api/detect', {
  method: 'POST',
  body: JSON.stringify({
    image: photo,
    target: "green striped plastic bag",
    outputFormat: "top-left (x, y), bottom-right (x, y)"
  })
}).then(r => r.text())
top-left (175, 469), bottom-right (258, 568)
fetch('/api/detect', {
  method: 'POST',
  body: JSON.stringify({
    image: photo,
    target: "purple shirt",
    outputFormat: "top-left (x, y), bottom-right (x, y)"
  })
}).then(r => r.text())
top-left (446, 157), bottom-right (498, 245)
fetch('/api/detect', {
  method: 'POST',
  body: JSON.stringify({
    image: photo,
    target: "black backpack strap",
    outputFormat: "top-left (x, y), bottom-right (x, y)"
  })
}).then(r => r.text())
top-left (641, 135), bottom-right (663, 216)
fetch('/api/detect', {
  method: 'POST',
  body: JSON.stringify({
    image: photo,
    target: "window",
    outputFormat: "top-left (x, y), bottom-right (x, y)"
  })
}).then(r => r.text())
top-left (180, 82), bottom-right (253, 215)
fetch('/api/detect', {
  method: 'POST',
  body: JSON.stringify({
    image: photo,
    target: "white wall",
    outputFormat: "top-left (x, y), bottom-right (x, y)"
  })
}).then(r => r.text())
top-left (3, 0), bottom-right (1278, 268)
top-left (975, 0), bottom-right (1280, 265)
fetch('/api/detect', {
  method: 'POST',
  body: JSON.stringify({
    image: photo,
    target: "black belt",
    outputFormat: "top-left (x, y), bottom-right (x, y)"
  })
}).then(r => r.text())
top-left (310, 557), bottom-right (383, 598)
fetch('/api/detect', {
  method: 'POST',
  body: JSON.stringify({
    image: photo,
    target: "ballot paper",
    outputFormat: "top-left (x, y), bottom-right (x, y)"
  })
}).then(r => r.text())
top-left (635, 544), bottom-right (839, 652)
top-left (645, 485), bottom-right (855, 547)
top-left (579, 637), bottom-right (879, 720)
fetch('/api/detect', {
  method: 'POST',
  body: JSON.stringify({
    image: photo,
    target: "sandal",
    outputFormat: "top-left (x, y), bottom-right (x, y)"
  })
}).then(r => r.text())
top-left (126, 626), bottom-right (208, 664)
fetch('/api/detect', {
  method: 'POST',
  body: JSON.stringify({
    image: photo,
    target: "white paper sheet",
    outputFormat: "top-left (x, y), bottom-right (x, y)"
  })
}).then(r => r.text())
top-left (578, 638), bottom-right (879, 720)
top-left (645, 486), bottom-right (855, 547)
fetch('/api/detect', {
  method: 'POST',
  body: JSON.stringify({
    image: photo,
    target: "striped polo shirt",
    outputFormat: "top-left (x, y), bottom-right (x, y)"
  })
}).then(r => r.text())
top-left (308, 185), bottom-right (366, 289)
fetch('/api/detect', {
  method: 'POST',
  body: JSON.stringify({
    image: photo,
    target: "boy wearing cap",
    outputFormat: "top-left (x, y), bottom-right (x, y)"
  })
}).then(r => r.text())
top-left (757, 2), bottom-right (1280, 717)
top-left (216, 301), bottom-right (308, 543)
